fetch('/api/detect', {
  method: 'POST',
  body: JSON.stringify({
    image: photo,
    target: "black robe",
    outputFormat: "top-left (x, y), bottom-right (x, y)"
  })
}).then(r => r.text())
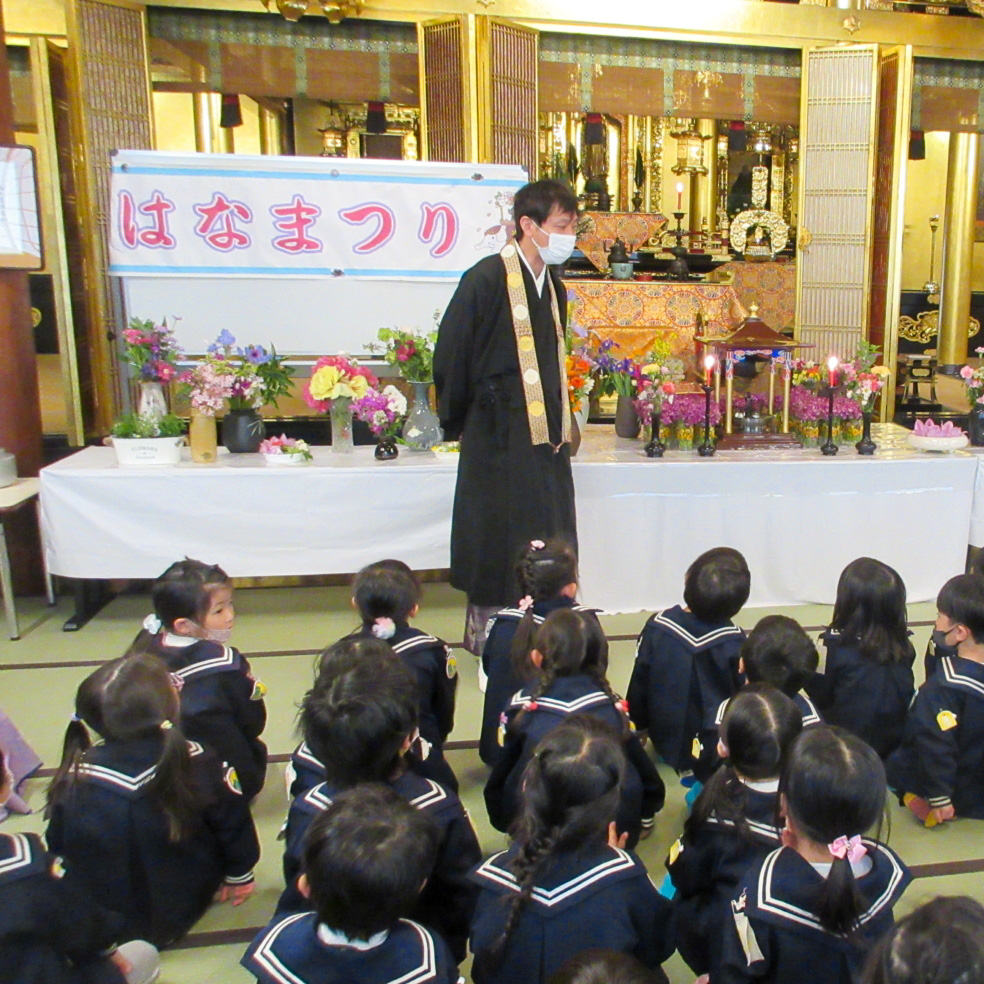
top-left (434, 251), bottom-right (577, 607)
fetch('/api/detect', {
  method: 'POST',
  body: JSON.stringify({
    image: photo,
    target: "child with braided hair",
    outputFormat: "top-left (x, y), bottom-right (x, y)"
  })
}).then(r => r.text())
top-left (470, 715), bottom-right (674, 984)
top-left (479, 538), bottom-right (601, 766)
top-left (484, 608), bottom-right (664, 847)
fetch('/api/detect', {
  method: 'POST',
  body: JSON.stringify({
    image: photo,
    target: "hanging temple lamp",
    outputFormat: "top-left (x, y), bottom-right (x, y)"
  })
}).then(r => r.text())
top-left (262, 0), bottom-right (363, 23)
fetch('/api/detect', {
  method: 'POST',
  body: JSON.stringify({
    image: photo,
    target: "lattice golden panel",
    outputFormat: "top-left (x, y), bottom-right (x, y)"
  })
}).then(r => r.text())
top-left (489, 22), bottom-right (538, 180)
top-left (420, 19), bottom-right (466, 163)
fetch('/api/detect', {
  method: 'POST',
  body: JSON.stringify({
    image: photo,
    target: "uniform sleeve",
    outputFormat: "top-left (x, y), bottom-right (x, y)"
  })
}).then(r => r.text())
top-left (627, 630), bottom-right (653, 733)
top-left (484, 723), bottom-right (527, 832)
top-left (431, 644), bottom-right (458, 741)
top-left (51, 860), bottom-right (127, 962)
top-left (907, 685), bottom-right (962, 809)
top-left (625, 732), bottom-right (665, 826)
top-left (201, 758), bottom-right (262, 883)
top-left (234, 654), bottom-right (269, 740)
top-left (666, 829), bottom-right (717, 899)
top-left (628, 867), bottom-right (676, 969)
top-left (717, 900), bottom-right (772, 984)
top-left (44, 801), bottom-right (65, 855)
top-left (434, 271), bottom-right (480, 439)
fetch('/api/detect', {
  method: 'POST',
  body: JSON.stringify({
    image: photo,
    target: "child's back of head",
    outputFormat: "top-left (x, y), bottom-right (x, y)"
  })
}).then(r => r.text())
top-left (742, 615), bottom-right (818, 696)
top-left (937, 573), bottom-right (984, 645)
top-left (683, 547), bottom-right (751, 624)
top-left (301, 784), bottom-right (439, 940)
top-left (863, 896), bottom-right (984, 984)
top-left (300, 653), bottom-right (417, 788)
top-left (352, 562), bottom-right (420, 629)
top-left (781, 725), bottom-right (887, 935)
top-left (311, 635), bottom-right (393, 693)
top-left (549, 949), bottom-right (662, 984)
top-left (531, 608), bottom-right (589, 686)
top-left (831, 557), bottom-right (910, 665)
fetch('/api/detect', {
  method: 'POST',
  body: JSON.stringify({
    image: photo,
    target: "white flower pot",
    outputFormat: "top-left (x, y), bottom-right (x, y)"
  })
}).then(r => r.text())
top-left (111, 436), bottom-right (184, 467)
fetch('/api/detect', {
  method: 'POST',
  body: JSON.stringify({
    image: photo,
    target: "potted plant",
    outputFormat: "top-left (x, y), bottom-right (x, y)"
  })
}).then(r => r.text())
top-left (121, 317), bottom-right (183, 419)
top-left (109, 412), bottom-right (186, 466)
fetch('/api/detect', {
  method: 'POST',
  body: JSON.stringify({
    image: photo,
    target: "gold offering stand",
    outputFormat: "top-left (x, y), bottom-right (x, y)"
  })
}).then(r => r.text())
top-left (698, 303), bottom-right (812, 450)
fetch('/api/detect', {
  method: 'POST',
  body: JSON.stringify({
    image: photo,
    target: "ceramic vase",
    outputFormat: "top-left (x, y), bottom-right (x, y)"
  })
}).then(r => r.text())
top-left (402, 382), bottom-right (443, 451)
top-left (189, 411), bottom-right (218, 464)
top-left (614, 394), bottom-right (641, 439)
top-left (138, 380), bottom-right (168, 420)
top-left (221, 408), bottom-right (265, 453)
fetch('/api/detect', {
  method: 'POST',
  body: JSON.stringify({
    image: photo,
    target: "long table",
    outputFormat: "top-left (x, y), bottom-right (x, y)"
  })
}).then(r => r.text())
top-left (40, 425), bottom-right (977, 616)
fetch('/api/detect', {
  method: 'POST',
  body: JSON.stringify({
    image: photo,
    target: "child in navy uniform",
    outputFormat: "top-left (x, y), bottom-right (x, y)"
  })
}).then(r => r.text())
top-left (285, 636), bottom-right (393, 800)
top-left (485, 608), bottom-right (664, 847)
top-left (45, 655), bottom-right (261, 948)
top-left (243, 785), bottom-right (461, 984)
top-left (719, 726), bottom-right (911, 984)
top-left (887, 573), bottom-right (984, 823)
top-left (806, 558), bottom-right (915, 758)
top-left (471, 715), bottom-right (675, 984)
top-left (0, 745), bottom-right (161, 984)
top-left (479, 539), bottom-right (600, 765)
top-left (132, 559), bottom-right (268, 801)
top-left (627, 547), bottom-right (749, 774)
top-left (279, 653), bottom-right (480, 961)
top-left (667, 685), bottom-right (802, 982)
top-left (922, 556), bottom-right (984, 681)
top-left (351, 562), bottom-right (459, 792)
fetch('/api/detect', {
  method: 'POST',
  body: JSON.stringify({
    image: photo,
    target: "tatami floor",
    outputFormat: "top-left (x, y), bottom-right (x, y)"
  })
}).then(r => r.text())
top-left (1, 582), bottom-right (981, 983)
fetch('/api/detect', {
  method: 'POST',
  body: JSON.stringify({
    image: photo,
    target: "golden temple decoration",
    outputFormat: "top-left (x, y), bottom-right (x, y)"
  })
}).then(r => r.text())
top-left (898, 310), bottom-right (980, 345)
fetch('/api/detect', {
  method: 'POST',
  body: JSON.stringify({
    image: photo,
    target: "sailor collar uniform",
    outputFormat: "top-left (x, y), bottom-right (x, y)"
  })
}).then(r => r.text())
top-left (286, 740), bottom-right (327, 799)
top-left (242, 912), bottom-right (462, 984)
top-left (479, 598), bottom-right (599, 766)
top-left (468, 844), bottom-right (674, 984)
top-left (718, 842), bottom-right (911, 984)
top-left (278, 771), bottom-right (481, 962)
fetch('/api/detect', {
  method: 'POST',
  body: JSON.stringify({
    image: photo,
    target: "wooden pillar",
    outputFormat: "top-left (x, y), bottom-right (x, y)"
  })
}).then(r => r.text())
top-left (0, 8), bottom-right (44, 592)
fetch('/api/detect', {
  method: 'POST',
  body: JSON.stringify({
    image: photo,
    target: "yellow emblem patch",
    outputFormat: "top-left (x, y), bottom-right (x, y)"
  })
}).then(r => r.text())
top-left (446, 652), bottom-right (458, 680)
top-left (224, 766), bottom-right (243, 795)
top-left (250, 679), bottom-right (267, 701)
top-left (937, 709), bottom-right (958, 731)
top-left (692, 736), bottom-right (703, 760)
top-left (668, 838), bottom-right (684, 865)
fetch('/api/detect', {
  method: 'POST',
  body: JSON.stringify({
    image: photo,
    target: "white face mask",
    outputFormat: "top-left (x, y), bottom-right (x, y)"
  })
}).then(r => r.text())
top-left (533, 222), bottom-right (576, 265)
top-left (196, 624), bottom-right (233, 644)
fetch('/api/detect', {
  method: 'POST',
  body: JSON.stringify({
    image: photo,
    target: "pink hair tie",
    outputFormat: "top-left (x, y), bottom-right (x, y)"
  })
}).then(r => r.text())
top-left (828, 835), bottom-right (866, 863)
top-left (518, 595), bottom-right (534, 612)
top-left (530, 540), bottom-right (545, 550)
top-left (372, 617), bottom-right (396, 640)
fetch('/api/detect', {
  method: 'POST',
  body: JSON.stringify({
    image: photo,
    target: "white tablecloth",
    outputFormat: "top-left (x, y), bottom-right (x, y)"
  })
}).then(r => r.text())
top-left (40, 425), bottom-right (977, 613)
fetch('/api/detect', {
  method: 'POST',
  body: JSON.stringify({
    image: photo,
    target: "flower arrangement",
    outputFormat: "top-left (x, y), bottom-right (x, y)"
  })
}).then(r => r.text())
top-left (353, 385), bottom-right (408, 438)
top-left (959, 347), bottom-right (984, 404)
top-left (203, 331), bottom-right (294, 411)
top-left (369, 326), bottom-right (438, 382)
top-left (303, 355), bottom-right (379, 412)
top-left (122, 317), bottom-right (183, 383)
top-left (588, 337), bottom-right (640, 398)
top-left (110, 412), bottom-right (185, 439)
top-left (258, 434), bottom-right (314, 461)
top-left (182, 362), bottom-right (232, 416)
top-left (566, 350), bottom-right (595, 413)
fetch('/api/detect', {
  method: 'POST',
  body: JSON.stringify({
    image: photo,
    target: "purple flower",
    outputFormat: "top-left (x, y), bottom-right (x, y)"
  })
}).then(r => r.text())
top-left (243, 345), bottom-right (272, 366)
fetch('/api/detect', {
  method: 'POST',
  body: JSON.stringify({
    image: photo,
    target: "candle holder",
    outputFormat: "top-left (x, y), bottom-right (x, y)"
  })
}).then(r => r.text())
top-left (698, 384), bottom-right (716, 456)
top-left (645, 405), bottom-right (666, 458)
top-left (665, 211), bottom-right (691, 280)
top-left (821, 386), bottom-right (839, 456)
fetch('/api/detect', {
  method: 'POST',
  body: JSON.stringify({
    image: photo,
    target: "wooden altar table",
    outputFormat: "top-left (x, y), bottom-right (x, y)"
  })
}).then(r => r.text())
top-left (40, 426), bottom-right (975, 617)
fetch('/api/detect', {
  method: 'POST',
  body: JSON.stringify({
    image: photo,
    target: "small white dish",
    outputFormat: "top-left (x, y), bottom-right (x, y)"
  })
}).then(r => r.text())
top-left (907, 432), bottom-right (969, 453)
top-left (263, 452), bottom-right (312, 466)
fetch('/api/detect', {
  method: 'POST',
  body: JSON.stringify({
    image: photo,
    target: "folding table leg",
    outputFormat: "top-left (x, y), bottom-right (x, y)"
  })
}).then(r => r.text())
top-left (36, 501), bottom-right (55, 606)
top-left (0, 521), bottom-right (19, 641)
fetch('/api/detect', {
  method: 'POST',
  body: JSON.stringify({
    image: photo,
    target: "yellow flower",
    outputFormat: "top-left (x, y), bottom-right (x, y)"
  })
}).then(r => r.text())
top-left (641, 363), bottom-right (658, 375)
top-left (348, 374), bottom-right (369, 399)
top-left (871, 365), bottom-right (892, 376)
top-left (309, 365), bottom-right (342, 401)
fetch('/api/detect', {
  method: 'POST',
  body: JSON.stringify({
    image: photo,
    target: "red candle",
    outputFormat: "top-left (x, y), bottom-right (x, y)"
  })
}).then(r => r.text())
top-left (827, 355), bottom-right (839, 388)
top-left (704, 354), bottom-right (715, 388)
top-left (676, 182), bottom-right (684, 210)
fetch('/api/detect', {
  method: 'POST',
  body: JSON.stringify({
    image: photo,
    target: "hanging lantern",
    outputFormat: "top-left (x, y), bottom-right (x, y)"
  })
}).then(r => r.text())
top-left (752, 129), bottom-right (773, 156)
top-left (318, 104), bottom-right (348, 157)
top-left (670, 121), bottom-right (708, 176)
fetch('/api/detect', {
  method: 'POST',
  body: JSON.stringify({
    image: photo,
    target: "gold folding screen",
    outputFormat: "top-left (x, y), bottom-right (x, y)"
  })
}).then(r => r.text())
top-left (66, 0), bottom-right (154, 430)
top-left (795, 46), bottom-right (878, 362)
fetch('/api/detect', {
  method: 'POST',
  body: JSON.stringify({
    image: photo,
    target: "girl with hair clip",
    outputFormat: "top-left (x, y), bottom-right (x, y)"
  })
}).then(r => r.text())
top-left (0, 745), bottom-right (162, 984)
top-left (131, 558), bottom-right (268, 801)
top-left (484, 608), bottom-right (664, 848)
top-left (350, 560), bottom-right (459, 792)
top-left (805, 558), bottom-right (915, 759)
top-left (285, 636), bottom-right (394, 800)
top-left (45, 655), bottom-right (261, 948)
top-left (470, 716), bottom-right (674, 984)
top-left (479, 538), bottom-right (601, 766)
top-left (667, 685), bottom-right (802, 983)
top-left (718, 726), bottom-right (911, 984)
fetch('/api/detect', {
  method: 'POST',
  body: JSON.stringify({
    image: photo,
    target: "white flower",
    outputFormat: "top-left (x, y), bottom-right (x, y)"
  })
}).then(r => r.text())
top-left (382, 385), bottom-right (408, 416)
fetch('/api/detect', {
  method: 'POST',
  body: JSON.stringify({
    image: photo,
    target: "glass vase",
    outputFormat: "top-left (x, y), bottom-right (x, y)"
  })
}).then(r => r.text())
top-left (189, 411), bottom-right (218, 464)
top-left (138, 380), bottom-right (167, 420)
top-left (677, 423), bottom-right (695, 451)
top-left (402, 381), bottom-right (443, 451)
top-left (330, 398), bottom-right (354, 453)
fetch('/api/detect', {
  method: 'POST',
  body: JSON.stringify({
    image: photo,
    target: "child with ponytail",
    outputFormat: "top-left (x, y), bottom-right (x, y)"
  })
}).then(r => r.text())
top-left (45, 654), bottom-right (261, 948)
top-left (667, 685), bottom-right (802, 982)
top-left (484, 608), bottom-right (664, 848)
top-left (470, 715), bottom-right (674, 984)
top-left (479, 538), bottom-right (600, 766)
top-left (131, 558), bottom-right (268, 801)
top-left (719, 726), bottom-right (911, 984)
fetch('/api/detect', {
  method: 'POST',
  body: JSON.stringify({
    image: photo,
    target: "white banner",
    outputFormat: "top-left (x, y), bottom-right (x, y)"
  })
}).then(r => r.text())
top-left (109, 152), bottom-right (528, 281)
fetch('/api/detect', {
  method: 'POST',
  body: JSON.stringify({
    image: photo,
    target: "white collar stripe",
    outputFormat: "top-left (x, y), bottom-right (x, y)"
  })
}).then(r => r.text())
top-left (295, 743), bottom-right (323, 768)
top-left (706, 816), bottom-right (780, 839)
top-left (477, 850), bottom-right (636, 906)
top-left (408, 780), bottom-right (448, 810)
top-left (942, 657), bottom-right (984, 697)
top-left (252, 913), bottom-right (313, 984)
top-left (387, 921), bottom-right (437, 984)
top-left (76, 762), bottom-right (158, 791)
top-left (303, 786), bottom-right (334, 811)
top-left (0, 834), bottom-right (33, 876)
top-left (390, 636), bottom-right (440, 653)
top-left (174, 646), bottom-right (236, 678)
top-left (652, 611), bottom-right (742, 647)
top-left (516, 692), bottom-right (611, 714)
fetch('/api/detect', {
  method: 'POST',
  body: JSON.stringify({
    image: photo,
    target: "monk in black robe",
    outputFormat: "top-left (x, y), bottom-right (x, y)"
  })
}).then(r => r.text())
top-left (434, 179), bottom-right (580, 653)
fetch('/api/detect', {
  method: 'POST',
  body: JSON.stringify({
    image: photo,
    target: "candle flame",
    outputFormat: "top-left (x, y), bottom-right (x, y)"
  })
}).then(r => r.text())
top-left (704, 354), bottom-right (715, 370)
top-left (676, 182), bottom-right (684, 194)
top-left (827, 355), bottom-right (839, 371)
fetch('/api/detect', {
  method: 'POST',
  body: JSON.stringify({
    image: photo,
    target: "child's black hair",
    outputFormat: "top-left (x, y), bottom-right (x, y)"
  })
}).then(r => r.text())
top-left (686, 683), bottom-right (801, 842)
top-left (549, 949), bottom-right (663, 984)
top-left (780, 725), bottom-right (886, 936)
top-left (151, 559), bottom-right (230, 630)
top-left (830, 558), bottom-right (910, 666)
top-left (352, 563), bottom-right (420, 624)
top-left (473, 715), bottom-right (625, 980)
top-left (300, 653), bottom-right (418, 788)
top-left (509, 539), bottom-right (579, 684)
top-left (937, 574), bottom-right (984, 645)
top-left (683, 547), bottom-right (751, 624)
top-left (311, 636), bottom-right (393, 693)
top-left (301, 783), bottom-right (439, 940)
top-left (742, 615), bottom-right (819, 696)
top-left (862, 895), bottom-right (984, 984)
top-left (46, 654), bottom-right (201, 841)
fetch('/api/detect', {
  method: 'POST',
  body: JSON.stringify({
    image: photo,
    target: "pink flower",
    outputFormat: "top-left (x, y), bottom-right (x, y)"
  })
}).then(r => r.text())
top-left (960, 365), bottom-right (975, 380)
top-left (661, 382), bottom-right (676, 395)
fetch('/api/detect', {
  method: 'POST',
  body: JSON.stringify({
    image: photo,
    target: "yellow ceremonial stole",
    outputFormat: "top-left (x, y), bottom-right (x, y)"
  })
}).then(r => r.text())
top-left (500, 241), bottom-right (571, 449)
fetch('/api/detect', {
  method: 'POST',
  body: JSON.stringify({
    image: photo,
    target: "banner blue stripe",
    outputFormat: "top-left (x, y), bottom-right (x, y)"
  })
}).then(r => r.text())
top-left (109, 264), bottom-right (467, 277)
